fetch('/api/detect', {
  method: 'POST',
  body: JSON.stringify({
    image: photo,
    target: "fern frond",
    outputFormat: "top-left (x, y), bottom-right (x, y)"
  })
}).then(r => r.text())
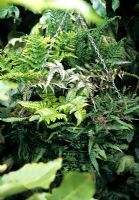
top-left (31, 108), bottom-right (67, 123)
top-left (44, 60), bottom-right (66, 90)
top-left (0, 34), bottom-right (51, 85)
top-left (47, 122), bottom-right (72, 129)
top-left (0, 117), bottom-right (27, 123)
top-left (18, 100), bottom-right (67, 124)
top-left (75, 109), bottom-right (87, 126)
top-left (49, 31), bottom-right (77, 62)
top-left (90, 25), bottom-right (126, 69)
top-left (0, 49), bottom-right (17, 73)
top-left (40, 10), bottom-right (73, 37)
top-left (58, 96), bottom-right (88, 125)
top-left (69, 96), bottom-right (88, 113)
top-left (0, 70), bottom-right (45, 82)
top-left (18, 101), bottom-right (48, 110)
top-left (68, 73), bottom-right (94, 96)
top-left (18, 34), bottom-right (51, 71)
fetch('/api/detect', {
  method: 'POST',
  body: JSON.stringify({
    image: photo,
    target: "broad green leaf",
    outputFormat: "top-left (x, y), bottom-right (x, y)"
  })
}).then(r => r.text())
top-left (47, 172), bottom-right (95, 200)
top-left (91, 0), bottom-right (120, 17)
top-left (0, 0), bottom-right (9, 9)
top-left (0, 158), bottom-right (62, 198)
top-left (117, 155), bottom-right (135, 175)
top-left (0, 80), bottom-right (18, 101)
top-left (0, 164), bottom-right (7, 173)
top-left (27, 172), bottom-right (96, 200)
top-left (112, 0), bottom-right (120, 11)
top-left (27, 193), bottom-right (48, 200)
top-left (2, 0), bottom-right (103, 23)
top-left (0, 4), bottom-right (19, 19)
top-left (45, 0), bottom-right (102, 23)
top-left (91, 0), bottom-right (106, 17)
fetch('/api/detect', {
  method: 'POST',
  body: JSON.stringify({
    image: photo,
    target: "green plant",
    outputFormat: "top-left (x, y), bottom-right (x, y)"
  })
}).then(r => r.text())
top-left (0, 158), bottom-right (95, 200)
top-left (0, 4), bottom-right (19, 19)
top-left (0, 80), bottom-right (18, 101)
top-left (0, 1), bottom-right (139, 200)
top-left (0, 0), bottom-right (103, 23)
top-left (91, 0), bottom-right (120, 17)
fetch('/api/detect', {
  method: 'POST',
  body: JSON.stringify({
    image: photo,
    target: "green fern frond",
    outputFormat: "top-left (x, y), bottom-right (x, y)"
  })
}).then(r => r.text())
top-left (47, 122), bottom-right (72, 129)
top-left (0, 70), bottom-right (45, 82)
top-left (70, 96), bottom-right (88, 112)
top-left (90, 23), bottom-right (126, 69)
top-left (18, 100), bottom-right (67, 124)
top-left (49, 31), bottom-right (77, 62)
top-left (0, 49), bottom-right (17, 73)
top-left (0, 117), bottom-right (27, 123)
top-left (18, 34), bottom-right (51, 71)
top-left (40, 10), bottom-right (73, 37)
top-left (0, 34), bottom-right (51, 84)
top-left (58, 96), bottom-right (88, 125)
top-left (18, 101), bottom-right (48, 110)
top-left (75, 109), bottom-right (87, 126)
top-left (30, 108), bottom-right (67, 123)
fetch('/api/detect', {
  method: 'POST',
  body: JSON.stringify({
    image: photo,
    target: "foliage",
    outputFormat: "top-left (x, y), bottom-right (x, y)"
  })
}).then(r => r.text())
top-left (0, 0), bottom-right (103, 23)
top-left (0, 158), bottom-right (62, 198)
top-left (0, 80), bottom-right (18, 101)
top-left (0, 1), bottom-right (139, 200)
top-left (0, 4), bottom-right (19, 19)
top-left (47, 172), bottom-right (95, 200)
top-left (91, 0), bottom-right (120, 17)
top-left (0, 158), bottom-right (95, 200)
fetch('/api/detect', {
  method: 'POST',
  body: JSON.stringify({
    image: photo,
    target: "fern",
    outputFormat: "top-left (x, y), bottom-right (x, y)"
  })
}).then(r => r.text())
top-left (39, 10), bottom-right (74, 37)
top-left (49, 31), bottom-right (77, 62)
top-left (30, 108), bottom-right (67, 123)
top-left (18, 101), bottom-right (48, 110)
top-left (0, 48), bottom-right (17, 73)
top-left (59, 94), bottom-right (88, 125)
top-left (18, 34), bottom-right (51, 71)
top-left (0, 117), bottom-right (27, 123)
top-left (0, 34), bottom-right (50, 71)
top-left (45, 60), bottom-right (66, 89)
top-left (74, 29), bottom-right (92, 66)
top-left (0, 10), bottom-right (138, 199)
top-left (89, 19), bottom-right (126, 69)
top-left (18, 101), bottom-right (67, 124)
top-left (47, 121), bottom-right (70, 129)
top-left (18, 90), bottom-right (88, 126)
top-left (0, 70), bottom-right (45, 82)
top-left (75, 109), bottom-right (87, 126)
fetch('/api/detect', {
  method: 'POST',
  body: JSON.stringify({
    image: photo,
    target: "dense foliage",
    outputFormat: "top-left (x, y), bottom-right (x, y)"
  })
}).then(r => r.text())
top-left (0, 0), bottom-right (139, 199)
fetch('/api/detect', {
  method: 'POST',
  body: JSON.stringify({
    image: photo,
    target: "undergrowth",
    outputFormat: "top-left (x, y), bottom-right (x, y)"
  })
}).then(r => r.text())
top-left (0, 9), bottom-right (139, 200)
